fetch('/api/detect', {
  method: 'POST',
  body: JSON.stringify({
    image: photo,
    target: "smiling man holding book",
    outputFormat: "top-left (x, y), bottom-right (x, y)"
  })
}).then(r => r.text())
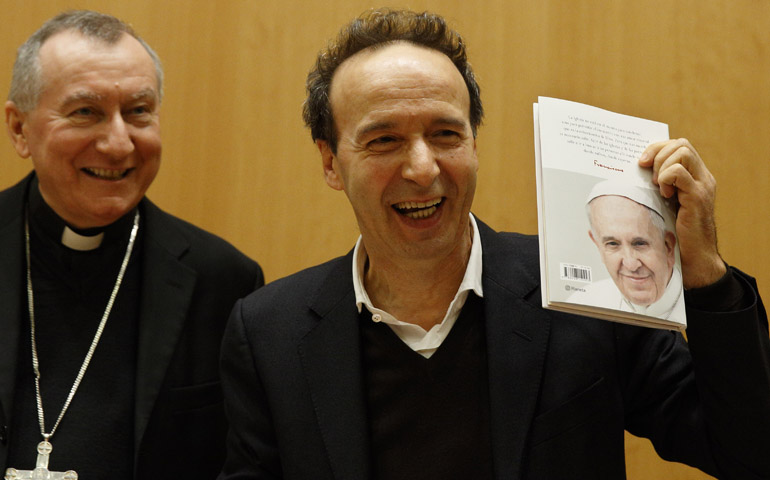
top-left (218, 9), bottom-right (770, 480)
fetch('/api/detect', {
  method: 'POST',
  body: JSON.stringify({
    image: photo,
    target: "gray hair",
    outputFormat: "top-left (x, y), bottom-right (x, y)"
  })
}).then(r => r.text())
top-left (8, 10), bottom-right (163, 112)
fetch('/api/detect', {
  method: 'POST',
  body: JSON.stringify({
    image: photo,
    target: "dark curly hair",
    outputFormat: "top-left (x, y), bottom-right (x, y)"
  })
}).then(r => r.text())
top-left (302, 8), bottom-right (483, 153)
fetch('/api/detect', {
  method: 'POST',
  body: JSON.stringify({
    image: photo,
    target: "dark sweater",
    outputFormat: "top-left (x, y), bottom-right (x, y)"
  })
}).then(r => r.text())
top-left (360, 294), bottom-right (494, 480)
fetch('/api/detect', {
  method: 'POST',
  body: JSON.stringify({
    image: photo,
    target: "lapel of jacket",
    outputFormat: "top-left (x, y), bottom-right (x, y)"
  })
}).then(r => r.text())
top-left (477, 220), bottom-right (551, 480)
top-left (0, 176), bottom-right (29, 464)
top-left (299, 251), bottom-right (370, 479)
top-left (132, 199), bottom-right (197, 455)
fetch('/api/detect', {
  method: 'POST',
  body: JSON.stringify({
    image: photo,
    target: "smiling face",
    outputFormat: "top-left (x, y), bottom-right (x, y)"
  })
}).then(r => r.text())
top-left (318, 42), bottom-right (478, 266)
top-left (589, 195), bottom-right (677, 306)
top-left (5, 30), bottom-right (161, 229)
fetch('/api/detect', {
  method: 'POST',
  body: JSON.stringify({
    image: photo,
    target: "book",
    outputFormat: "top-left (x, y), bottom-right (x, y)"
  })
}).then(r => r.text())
top-left (533, 96), bottom-right (686, 330)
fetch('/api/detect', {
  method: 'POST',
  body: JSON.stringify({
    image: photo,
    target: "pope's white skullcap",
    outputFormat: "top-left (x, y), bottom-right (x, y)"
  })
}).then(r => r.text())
top-left (586, 179), bottom-right (668, 218)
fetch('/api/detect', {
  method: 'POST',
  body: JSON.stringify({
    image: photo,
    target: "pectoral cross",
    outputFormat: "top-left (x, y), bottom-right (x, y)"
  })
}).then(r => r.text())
top-left (4, 440), bottom-right (78, 480)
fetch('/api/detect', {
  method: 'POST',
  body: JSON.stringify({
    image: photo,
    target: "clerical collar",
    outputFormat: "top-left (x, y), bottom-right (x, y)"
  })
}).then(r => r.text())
top-left (60, 226), bottom-right (104, 251)
top-left (27, 177), bottom-right (137, 251)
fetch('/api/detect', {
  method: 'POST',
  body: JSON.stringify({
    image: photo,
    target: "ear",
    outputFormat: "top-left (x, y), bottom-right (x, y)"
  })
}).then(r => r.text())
top-left (664, 231), bottom-right (677, 266)
top-left (5, 101), bottom-right (31, 158)
top-left (317, 139), bottom-right (344, 191)
top-left (588, 229), bottom-right (598, 246)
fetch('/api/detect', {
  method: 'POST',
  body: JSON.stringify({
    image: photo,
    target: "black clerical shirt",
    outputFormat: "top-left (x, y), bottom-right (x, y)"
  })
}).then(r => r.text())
top-left (7, 181), bottom-right (141, 479)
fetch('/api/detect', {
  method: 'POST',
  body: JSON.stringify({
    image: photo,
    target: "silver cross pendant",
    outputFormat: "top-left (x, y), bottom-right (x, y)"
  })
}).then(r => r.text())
top-left (4, 440), bottom-right (78, 479)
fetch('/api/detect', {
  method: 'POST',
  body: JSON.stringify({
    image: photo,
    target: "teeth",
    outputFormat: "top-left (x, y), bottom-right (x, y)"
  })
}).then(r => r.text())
top-left (404, 206), bottom-right (437, 219)
top-left (394, 198), bottom-right (441, 210)
top-left (394, 198), bottom-right (442, 219)
top-left (84, 168), bottom-right (128, 180)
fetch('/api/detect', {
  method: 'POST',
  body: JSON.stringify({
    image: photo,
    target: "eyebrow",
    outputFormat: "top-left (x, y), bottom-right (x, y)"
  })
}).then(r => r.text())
top-left (432, 117), bottom-right (469, 129)
top-left (60, 91), bottom-right (104, 109)
top-left (59, 88), bottom-right (158, 109)
top-left (354, 116), bottom-right (469, 139)
top-left (128, 88), bottom-right (159, 102)
top-left (355, 121), bottom-right (396, 140)
top-left (600, 235), bottom-right (651, 244)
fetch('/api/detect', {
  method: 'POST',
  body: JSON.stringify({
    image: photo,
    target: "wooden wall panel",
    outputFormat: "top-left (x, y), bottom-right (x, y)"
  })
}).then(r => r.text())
top-left (2, 1), bottom-right (767, 478)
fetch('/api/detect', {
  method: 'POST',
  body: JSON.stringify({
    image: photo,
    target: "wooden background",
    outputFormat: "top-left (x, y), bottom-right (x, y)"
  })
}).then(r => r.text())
top-left (2, 1), bottom-right (768, 478)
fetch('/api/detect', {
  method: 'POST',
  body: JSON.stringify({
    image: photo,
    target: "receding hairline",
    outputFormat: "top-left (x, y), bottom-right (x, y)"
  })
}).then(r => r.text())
top-left (330, 39), bottom-right (467, 88)
top-left (328, 40), bottom-right (473, 142)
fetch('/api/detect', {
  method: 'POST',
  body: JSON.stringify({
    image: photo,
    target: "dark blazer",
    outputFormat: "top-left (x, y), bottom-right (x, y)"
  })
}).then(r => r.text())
top-left (219, 219), bottom-right (770, 480)
top-left (0, 174), bottom-right (264, 479)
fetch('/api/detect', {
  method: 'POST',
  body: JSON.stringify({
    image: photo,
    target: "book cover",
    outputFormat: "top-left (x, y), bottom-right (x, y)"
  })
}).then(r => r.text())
top-left (534, 96), bottom-right (685, 330)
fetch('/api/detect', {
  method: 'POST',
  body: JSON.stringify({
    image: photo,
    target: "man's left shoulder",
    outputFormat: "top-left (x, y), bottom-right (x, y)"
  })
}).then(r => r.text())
top-left (141, 198), bottom-right (262, 278)
top-left (476, 217), bottom-right (538, 249)
top-left (476, 218), bottom-right (541, 270)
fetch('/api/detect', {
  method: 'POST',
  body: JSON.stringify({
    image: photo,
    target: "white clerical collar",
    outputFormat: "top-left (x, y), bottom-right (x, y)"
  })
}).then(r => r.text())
top-left (61, 226), bottom-right (104, 251)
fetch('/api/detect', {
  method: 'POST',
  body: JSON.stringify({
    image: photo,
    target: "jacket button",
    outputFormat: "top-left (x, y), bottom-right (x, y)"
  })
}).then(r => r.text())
top-left (0, 425), bottom-right (7, 444)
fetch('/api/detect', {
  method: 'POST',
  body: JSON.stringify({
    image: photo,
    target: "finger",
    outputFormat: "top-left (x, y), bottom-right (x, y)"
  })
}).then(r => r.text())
top-left (656, 145), bottom-right (705, 199)
top-left (656, 162), bottom-right (690, 198)
top-left (638, 140), bottom-right (669, 167)
top-left (653, 139), bottom-right (708, 184)
top-left (639, 139), bottom-right (686, 184)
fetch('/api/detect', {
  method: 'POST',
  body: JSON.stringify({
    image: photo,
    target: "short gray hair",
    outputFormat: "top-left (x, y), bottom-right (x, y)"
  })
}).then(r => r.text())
top-left (8, 10), bottom-right (163, 112)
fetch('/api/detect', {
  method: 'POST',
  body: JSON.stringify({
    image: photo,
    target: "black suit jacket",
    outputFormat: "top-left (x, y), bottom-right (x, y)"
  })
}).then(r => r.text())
top-left (0, 174), bottom-right (264, 479)
top-left (219, 219), bottom-right (770, 479)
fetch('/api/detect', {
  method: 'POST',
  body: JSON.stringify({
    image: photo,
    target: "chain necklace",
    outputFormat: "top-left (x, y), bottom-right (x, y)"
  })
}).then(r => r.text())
top-left (4, 210), bottom-right (139, 480)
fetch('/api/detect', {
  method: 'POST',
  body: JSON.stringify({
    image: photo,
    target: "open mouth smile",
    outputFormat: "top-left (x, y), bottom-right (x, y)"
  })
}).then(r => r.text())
top-left (393, 198), bottom-right (443, 219)
top-left (82, 168), bottom-right (132, 180)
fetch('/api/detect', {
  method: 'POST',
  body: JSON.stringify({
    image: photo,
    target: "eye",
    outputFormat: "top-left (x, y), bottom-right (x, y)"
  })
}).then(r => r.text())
top-left (632, 240), bottom-right (650, 248)
top-left (431, 128), bottom-right (463, 146)
top-left (67, 106), bottom-right (101, 125)
top-left (436, 129), bottom-right (459, 137)
top-left (370, 135), bottom-right (396, 144)
top-left (123, 104), bottom-right (155, 125)
top-left (70, 106), bottom-right (96, 117)
top-left (367, 135), bottom-right (400, 152)
top-left (125, 104), bottom-right (154, 116)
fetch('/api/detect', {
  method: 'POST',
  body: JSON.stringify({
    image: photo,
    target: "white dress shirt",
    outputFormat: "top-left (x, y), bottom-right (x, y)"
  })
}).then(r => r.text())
top-left (352, 214), bottom-right (484, 358)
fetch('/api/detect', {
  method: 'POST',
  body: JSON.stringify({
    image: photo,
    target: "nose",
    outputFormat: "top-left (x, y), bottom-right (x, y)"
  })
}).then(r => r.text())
top-left (401, 139), bottom-right (440, 187)
top-left (95, 113), bottom-right (135, 159)
top-left (620, 247), bottom-right (642, 272)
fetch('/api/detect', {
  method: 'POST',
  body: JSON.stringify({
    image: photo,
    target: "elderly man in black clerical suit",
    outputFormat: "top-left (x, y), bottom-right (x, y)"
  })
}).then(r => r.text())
top-left (218, 8), bottom-right (770, 480)
top-left (0, 10), bottom-right (263, 479)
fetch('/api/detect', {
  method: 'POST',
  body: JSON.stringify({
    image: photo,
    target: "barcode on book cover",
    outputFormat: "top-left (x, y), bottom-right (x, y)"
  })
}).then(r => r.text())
top-left (560, 263), bottom-right (592, 282)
